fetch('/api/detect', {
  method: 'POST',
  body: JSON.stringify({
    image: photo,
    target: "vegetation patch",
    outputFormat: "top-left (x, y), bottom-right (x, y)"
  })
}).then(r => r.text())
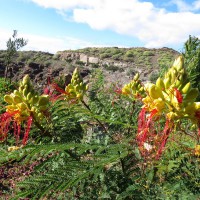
top-left (1, 36), bottom-right (200, 199)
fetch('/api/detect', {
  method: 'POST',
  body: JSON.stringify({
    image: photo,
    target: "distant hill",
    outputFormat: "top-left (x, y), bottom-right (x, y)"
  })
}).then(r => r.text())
top-left (0, 47), bottom-right (180, 91)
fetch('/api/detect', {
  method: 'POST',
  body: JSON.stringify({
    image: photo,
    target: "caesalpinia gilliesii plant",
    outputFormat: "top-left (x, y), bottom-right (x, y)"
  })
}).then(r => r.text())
top-left (48, 68), bottom-right (110, 133)
top-left (121, 73), bottom-right (145, 100)
top-left (122, 55), bottom-right (200, 159)
top-left (64, 68), bottom-right (88, 101)
top-left (47, 67), bottom-right (88, 103)
top-left (0, 74), bottom-right (49, 147)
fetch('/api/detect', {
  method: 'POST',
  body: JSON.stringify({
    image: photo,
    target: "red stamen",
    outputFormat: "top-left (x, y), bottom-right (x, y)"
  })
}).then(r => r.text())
top-left (137, 108), bottom-right (146, 134)
top-left (137, 108), bottom-right (158, 155)
top-left (136, 108), bottom-right (173, 159)
top-left (22, 116), bottom-right (33, 145)
top-left (156, 119), bottom-right (172, 159)
top-left (114, 87), bottom-right (122, 94)
top-left (51, 83), bottom-right (66, 94)
top-left (13, 122), bottom-right (21, 145)
top-left (0, 112), bottom-right (17, 141)
top-left (174, 88), bottom-right (183, 103)
top-left (147, 109), bottom-right (157, 125)
top-left (43, 86), bottom-right (51, 95)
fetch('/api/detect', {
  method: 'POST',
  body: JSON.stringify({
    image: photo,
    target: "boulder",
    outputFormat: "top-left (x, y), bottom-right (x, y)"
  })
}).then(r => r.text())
top-left (88, 57), bottom-right (99, 64)
top-left (80, 54), bottom-right (88, 64)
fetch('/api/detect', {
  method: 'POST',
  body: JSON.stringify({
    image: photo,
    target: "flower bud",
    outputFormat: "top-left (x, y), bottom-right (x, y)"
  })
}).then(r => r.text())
top-left (149, 85), bottom-right (163, 99)
top-left (134, 73), bottom-right (139, 81)
top-left (38, 95), bottom-right (49, 106)
top-left (13, 95), bottom-right (22, 104)
top-left (23, 88), bottom-right (28, 97)
top-left (164, 78), bottom-right (171, 89)
top-left (4, 95), bottom-right (14, 104)
top-left (22, 74), bottom-right (30, 85)
top-left (173, 56), bottom-right (184, 71)
top-left (27, 92), bottom-right (32, 101)
top-left (156, 78), bottom-right (165, 90)
top-left (181, 82), bottom-right (191, 94)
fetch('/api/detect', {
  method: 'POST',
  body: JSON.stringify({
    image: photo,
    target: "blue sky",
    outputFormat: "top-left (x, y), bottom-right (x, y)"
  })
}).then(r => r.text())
top-left (0, 0), bottom-right (200, 53)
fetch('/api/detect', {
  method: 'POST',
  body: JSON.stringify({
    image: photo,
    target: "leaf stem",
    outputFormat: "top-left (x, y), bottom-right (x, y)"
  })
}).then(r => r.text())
top-left (81, 100), bottom-right (108, 134)
top-left (31, 113), bottom-right (51, 137)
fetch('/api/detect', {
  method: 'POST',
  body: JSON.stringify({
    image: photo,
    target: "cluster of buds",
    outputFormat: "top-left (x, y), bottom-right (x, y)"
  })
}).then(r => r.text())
top-left (136, 56), bottom-right (200, 159)
top-left (64, 68), bottom-right (88, 101)
top-left (142, 56), bottom-right (200, 121)
top-left (2, 75), bottom-right (49, 145)
top-left (4, 75), bottom-right (49, 123)
top-left (121, 73), bottom-right (145, 100)
top-left (194, 145), bottom-right (200, 157)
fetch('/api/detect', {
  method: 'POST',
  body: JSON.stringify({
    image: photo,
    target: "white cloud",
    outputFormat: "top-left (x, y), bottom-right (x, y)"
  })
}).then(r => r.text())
top-left (0, 29), bottom-right (11, 48)
top-left (28, 0), bottom-right (200, 48)
top-left (24, 35), bottom-right (96, 53)
top-left (0, 28), bottom-right (98, 53)
top-left (170, 0), bottom-right (192, 12)
top-left (170, 0), bottom-right (200, 11)
top-left (193, 0), bottom-right (200, 10)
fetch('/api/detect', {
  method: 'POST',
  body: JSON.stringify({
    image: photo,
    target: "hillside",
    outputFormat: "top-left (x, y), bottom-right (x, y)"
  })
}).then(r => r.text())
top-left (0, 47), bottom-right (179, 90)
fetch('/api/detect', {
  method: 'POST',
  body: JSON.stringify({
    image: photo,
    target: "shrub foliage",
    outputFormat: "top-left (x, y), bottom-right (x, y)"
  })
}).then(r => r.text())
top-left (0, 51), bottom-right (200, 199)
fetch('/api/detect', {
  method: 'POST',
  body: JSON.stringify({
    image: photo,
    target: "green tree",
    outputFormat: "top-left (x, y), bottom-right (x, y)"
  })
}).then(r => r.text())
top-left (183, 35), bottom-right (200, 99)
top-left (4, 30), bottom-right (28, 79)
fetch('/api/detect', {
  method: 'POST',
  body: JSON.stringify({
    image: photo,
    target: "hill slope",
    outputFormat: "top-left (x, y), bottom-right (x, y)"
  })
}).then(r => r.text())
top-left (0, 47), bottom-right (179, 90)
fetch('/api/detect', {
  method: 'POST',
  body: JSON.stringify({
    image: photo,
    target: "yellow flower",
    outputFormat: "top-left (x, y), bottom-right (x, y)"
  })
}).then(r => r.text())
top-left (194, 145), bottom-right (200, 156)
top-left (64, 68), bottom-right (88, 101)
top-left (8, 146), bottom-right (22, 152)
top-left (142, 96), bottom-right (165, 114)
top-left (166, 112), bottom-right (178, 120)
top-left (121, 73), bottom-right (144, 99)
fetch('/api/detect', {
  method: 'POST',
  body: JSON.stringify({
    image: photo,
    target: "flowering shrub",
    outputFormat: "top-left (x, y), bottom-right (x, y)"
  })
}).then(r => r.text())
top-left (0, 58), bottom-right (200, 199)
top-left (1, 58), bottom-right (200, 156)
top-left (1, 75), bottom-right (49, 145)
top-left (121, 56), bottom-right (200, 159)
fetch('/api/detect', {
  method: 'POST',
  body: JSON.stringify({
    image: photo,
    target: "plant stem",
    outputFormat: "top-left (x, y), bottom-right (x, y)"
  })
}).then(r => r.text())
top-left (81, 100), bottom-right (108, 134)
top-left (127, 101), bottom-right (135, 135)
top-left (31, 113), bottom-right (51, 137)
top-left (82, 99), bottom-right (128, 177)
top-left (118, 151), bottom-right (127, 177)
